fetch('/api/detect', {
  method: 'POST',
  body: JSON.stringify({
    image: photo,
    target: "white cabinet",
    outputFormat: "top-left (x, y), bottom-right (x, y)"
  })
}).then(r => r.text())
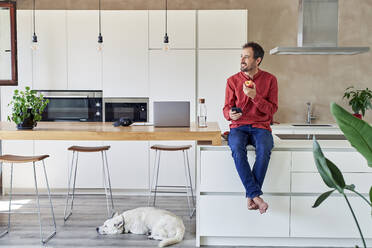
top-left (199, 195), bottom-right (290, 237)
top-left (149, 50), bottom-right (195, 122)
top-left (149, 10), bottom-right (196, 49)
top-left (103, 141), bottom-right (149, 189)
top-left (67, 10), bottom-right (101, 90)
top-left (292, 172), bottom-right (372, 194)
top-left (198, 50), bottom-right (241, 132)
top-left (200, 150), bottom-right (290, 193)
top-left (149, 141), bottom-right (196, 189)
top-left (292, 151), bottom-right (369, 172)
top-left (102, 11), bottom-right (148, 97)
top-left (32, 10), bottom-right (67, 90)
top-left (198, 10), bottom-right (247, 49)
top-left (1, 140), bottom-right (34, 190)
top-left (291, 196), bottom-right (372, 238)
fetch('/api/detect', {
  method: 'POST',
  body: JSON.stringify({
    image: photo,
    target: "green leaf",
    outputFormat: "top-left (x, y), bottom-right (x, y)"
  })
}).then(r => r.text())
top-left (331, 102), bottom-right (372, 167)
top-left (313, 138), bottom-right (338, 189)
top-left (345, 184), bottom-right (356, 191)
top-left (312, 190), bottom-right (335, 208)
top-left (326, 158), bottom-right (346, 189)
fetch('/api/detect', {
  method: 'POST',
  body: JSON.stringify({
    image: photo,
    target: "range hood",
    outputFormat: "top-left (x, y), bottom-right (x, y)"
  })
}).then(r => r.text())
top-left (270, 0), bottom-right (369, 55)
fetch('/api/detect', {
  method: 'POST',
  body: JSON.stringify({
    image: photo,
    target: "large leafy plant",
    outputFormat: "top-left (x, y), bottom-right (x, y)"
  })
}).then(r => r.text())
top-left (343, 86), bottom-right (372, 117)
top-left (7, 86), bottom-right (49, 125)
top-left (312, 102), bottom-right (372, 248)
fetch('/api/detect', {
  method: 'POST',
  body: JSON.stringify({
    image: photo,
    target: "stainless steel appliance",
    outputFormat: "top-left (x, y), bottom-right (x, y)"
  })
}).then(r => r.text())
top-left (37, 90), bottom-right (103, 122)
top-left (104, 98), bottom-right (148, 122)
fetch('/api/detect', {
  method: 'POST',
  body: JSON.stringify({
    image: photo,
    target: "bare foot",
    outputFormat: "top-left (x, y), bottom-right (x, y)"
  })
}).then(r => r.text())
top-left (247, 198), bottom-right (258, 210)
top-left (253, 196), bottom-right (269, 214)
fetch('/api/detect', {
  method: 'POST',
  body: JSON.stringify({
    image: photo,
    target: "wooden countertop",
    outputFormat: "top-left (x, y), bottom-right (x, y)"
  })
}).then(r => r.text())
top-left (0, 122), bottom-right (222, 146)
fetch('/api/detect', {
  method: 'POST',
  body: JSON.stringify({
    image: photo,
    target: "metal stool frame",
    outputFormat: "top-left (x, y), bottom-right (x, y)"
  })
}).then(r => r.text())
top-left (148, 149), bottom-right (195, 218)
top-left (0, 160), bottom-right (57, 244)
top-left (64, 150), bottom-right (114, 222)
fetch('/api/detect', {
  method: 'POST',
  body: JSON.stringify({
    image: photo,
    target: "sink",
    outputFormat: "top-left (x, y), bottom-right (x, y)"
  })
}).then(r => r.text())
top-left (276, 134), bottom-right (346, 140)
top-left (292, 124), bottom-right (333, 127)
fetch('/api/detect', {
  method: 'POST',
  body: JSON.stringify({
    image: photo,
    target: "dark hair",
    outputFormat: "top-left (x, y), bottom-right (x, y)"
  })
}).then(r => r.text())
top-left (242, 42), bottom-right (264, 66)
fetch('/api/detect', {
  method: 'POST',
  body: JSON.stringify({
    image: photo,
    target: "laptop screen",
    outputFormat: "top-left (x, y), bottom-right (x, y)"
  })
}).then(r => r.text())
top-left (153, 101), bottom-right (190, 127)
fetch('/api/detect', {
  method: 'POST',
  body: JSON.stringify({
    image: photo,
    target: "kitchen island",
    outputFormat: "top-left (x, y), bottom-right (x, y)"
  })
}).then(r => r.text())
top-left (196, 134), bottom-right (372, 247)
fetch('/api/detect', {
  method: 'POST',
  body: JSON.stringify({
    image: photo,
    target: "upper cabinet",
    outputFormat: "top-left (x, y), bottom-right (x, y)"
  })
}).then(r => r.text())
top-left (32, 10), bottom-right (68, 90)
top-left (149, 10), bottom-right (196, 49)
top-left (102, 11), bottom-right (148, 97)
top-left (67, 11), bottom-right (101, 90)
top-left (198, 10), bottom-right (247, 49)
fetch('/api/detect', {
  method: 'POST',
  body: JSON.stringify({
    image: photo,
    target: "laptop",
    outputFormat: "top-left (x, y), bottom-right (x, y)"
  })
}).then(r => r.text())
top-left (153, 101), bottom-right (190, 127)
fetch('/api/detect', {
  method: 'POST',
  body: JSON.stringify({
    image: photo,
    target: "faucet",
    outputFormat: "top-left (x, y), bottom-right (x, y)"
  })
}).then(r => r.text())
top-left (306, 102), bottom-right (316, 124)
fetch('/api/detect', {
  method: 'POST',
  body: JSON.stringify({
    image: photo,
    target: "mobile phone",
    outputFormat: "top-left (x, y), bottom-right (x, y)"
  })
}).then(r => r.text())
top-left (231, 107), bottom-right (242, 113)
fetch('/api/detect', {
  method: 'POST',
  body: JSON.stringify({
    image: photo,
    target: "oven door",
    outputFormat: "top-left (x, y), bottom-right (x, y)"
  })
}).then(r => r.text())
top-left (42, 97), bottom-right (102, 122)
top-left (104, 100), bottom-right (148, 122)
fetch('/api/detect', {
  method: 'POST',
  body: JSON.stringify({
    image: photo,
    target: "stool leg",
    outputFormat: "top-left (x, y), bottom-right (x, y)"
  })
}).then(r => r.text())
top-left (101, 151), bottom-right (114, 217)
top-left (148, 150), bottom-right (158, 206)
top-left (41, 160), bottom-right (57, 243)
top-left (153, 150), bottom-right (161, 207)
top-left (0, 162), bottom-right (13, 238)
top-left (64, 151), bottom-right (78, 222)
top-left (183, 150), bottom-right (195, 218)
top-left (33, 162), bottom-right (44, 244)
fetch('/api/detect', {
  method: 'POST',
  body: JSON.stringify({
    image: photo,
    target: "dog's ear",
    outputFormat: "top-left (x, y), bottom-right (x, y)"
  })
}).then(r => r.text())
top-left (113, 212), bottom-right (119, 217)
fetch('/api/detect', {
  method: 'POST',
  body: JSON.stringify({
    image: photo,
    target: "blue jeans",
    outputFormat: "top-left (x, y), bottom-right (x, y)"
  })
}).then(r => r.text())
top-left (228, 125), bottom-right (274, 199)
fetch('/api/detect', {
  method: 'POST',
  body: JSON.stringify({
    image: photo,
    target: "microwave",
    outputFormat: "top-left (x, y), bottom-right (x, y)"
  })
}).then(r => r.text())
top-left (37, 90), bottom-right (103, 122)
top-left (104, 98), bottom-right (148, 122)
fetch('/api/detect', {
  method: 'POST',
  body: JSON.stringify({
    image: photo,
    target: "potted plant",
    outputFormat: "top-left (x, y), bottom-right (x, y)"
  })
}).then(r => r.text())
top-left (343, 86), bottom-right (372, 119)
top-left (7, 86), bottom-right (49, 130)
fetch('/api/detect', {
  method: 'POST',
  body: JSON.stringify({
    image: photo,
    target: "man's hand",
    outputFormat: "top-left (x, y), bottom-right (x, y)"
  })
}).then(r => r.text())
top-left (243, 82), bottom-right (256, 99)
top-left (229, 109), bottom-right (242, 120)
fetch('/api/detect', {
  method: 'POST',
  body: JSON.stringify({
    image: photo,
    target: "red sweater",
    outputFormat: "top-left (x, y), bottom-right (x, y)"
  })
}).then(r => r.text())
top-left (223, 69), bottom-right (278, 131)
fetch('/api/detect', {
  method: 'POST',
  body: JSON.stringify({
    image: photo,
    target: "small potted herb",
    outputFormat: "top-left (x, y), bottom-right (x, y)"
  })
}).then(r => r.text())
top-left (8, 86), bottom-right (49, 130)
top-left (343, 86), bottom-right (372, 119)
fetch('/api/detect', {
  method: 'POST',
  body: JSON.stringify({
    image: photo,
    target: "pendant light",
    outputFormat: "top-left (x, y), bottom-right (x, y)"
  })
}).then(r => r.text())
top-left (31, 0), bottom-right (38, 50)
top-left (162, 0), bottom-right (170, 51)
top-left (97, 0), bottom-right (103, 51)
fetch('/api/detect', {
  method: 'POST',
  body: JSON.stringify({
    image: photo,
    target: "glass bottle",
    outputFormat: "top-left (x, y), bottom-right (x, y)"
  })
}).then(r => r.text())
top-left (198, 98), bottom-right (207, 127)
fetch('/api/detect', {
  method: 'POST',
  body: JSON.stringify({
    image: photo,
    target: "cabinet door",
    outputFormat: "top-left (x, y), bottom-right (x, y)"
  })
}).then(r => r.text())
top-left (292, 151), bottom-right (369, 172)
top-left (200, 150), bottom-right (290, 193)
top-left (34, 140), bottom-right (71, 189)
top-left (32, 10), bottom-right (67, 90)
top-left (199, 195), bottom-right (290, 237)
top-left (67, 10), bottom-right (101, 90)
top-left (149, 10), bottom-right (195, 49)
top-left (149, 50), bottom-right (195, 122)
top-left (291, 196), bottom-right (372, 238)
top-left (198, 10), bottom-right (247, 49)
top-left (102, 11), bottom-right (148, 97)
top-left (103, 141), bottom-right (149, 189)
top-left (1, 141), bottom-right (34, 191)
top-left (149, 141), bottom-right (196, 190)
top-left (198, 50), bottom-right (241, 132)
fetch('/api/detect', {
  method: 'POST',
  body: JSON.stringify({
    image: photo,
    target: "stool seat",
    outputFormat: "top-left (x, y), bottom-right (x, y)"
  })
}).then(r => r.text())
top-left (67, 146), bottom-right (110, 152)
top-left (150, 144), bottom-right (192, 151)
top-left (0, 154), bottom-right (49, 163)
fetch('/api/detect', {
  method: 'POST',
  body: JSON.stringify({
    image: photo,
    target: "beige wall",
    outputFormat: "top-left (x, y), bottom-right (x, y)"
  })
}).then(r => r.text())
top-left (17, 0), bottom-right (372, 123)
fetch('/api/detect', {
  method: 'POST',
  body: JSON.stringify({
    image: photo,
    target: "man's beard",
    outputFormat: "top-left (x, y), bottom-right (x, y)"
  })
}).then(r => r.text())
top-left (240, 63), bottom-right (254, 72)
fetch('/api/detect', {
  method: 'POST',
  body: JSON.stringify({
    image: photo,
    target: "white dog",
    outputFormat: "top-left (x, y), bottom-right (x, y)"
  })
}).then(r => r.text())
top-left (96, 207), bottom-right (185, 247)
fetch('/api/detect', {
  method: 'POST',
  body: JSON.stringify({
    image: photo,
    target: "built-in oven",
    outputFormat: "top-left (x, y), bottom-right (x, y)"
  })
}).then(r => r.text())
top-left (104, 98), bottom-right (148, 122)
top-left (37, 90), bottom-right (103, 122)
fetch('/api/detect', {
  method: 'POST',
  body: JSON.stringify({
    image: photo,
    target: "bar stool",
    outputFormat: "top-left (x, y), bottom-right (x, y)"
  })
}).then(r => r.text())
top-left (0, 154), bottom-right (56, 244)
top-left (64, 146), bottom-right (114, 222)
top-left (148, 144), bottom-right (195, 218)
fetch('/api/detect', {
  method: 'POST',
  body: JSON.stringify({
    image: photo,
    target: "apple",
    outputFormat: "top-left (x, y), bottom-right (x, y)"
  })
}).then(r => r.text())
top-left (244, 80), bottom-right (254, 88)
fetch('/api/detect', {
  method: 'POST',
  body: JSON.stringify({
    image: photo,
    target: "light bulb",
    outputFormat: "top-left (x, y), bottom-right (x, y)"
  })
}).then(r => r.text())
top-left (31, 34), bottom-right (38, 51)
top-left (97, 34), bottom-right (103, 52)
top-left (162, 33), bottom-right (170, 52)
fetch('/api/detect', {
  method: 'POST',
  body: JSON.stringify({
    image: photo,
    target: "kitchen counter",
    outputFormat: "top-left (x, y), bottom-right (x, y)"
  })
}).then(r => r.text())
top-left (0, 121), bottom-right (222, 145)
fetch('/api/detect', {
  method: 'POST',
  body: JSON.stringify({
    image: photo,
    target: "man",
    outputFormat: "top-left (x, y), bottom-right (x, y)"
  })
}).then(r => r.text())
top-left (223, 42), bottom-right (278, 214)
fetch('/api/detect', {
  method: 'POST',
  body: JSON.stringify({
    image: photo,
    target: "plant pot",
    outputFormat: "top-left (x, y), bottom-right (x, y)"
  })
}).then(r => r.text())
top-left (353, 113), bottom-right (362, 119)
top-left (16, 110), bottom-right (37, 130)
